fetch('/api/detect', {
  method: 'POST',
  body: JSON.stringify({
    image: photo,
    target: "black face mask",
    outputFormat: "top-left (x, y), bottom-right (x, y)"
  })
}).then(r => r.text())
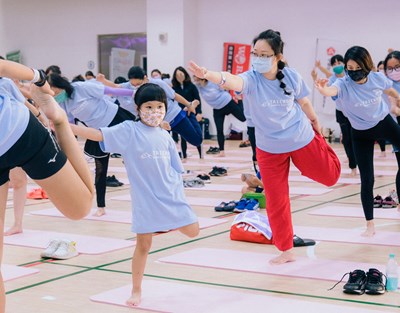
top-left (346, 69), bottom-right (368, 82)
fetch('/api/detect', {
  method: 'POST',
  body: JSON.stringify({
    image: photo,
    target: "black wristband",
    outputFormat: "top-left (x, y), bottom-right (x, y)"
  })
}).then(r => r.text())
top-left (34, 70), bottom-right (47, 87)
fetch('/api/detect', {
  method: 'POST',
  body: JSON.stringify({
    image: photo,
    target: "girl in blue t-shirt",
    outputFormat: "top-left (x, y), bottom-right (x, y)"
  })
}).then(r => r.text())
top-left (316, 46), bottom-right (400, 237)
top-left (189, 29), bottom-right (341, 265)
top-left (0, 59), bottom-right (95, 312)
top-left (71, 83), bottom-right (199, 307)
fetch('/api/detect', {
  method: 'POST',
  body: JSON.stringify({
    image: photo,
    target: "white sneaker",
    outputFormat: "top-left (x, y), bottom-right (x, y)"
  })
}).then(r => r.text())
top-left (51, 240), bottom-right (79, 260)
top-left (40, 239), bottom-right (61, 258)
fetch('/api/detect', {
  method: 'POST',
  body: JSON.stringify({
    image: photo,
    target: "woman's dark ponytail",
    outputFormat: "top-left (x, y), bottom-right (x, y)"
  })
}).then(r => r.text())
top-left (277, 60), bottom-right (291, 95)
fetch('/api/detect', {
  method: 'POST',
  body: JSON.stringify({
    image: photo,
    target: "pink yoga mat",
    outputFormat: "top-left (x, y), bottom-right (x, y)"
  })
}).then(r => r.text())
top-left (29, 208), bottom-right (227, 229)
top-left (158, 248), bottom-right (396, 287)
top-left (309, 205), bottom-right (400, 220)
top-left (90, 279), bottom-right (386, 313)
top-left (294, 225), bottom-right (400, 247)
top-left (3, 230), bottom-right (134, 254)
top-left (2, 264), bottom-right (39, 282)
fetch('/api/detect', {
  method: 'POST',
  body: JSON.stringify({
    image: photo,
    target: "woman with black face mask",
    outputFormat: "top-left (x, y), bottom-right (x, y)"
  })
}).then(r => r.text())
top-left (315, 45), bottom-right (400, 238)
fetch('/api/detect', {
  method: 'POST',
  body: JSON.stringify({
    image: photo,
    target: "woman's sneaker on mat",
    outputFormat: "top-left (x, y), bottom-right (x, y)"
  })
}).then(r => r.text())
top-left (51, 240), bottom-right (79, 260)
top-left (365, 268), bottom-right (385, 295)
top-left (342, 270), bottom-right (366, 295)
top-left (40, 239), bottom-right (61, 258)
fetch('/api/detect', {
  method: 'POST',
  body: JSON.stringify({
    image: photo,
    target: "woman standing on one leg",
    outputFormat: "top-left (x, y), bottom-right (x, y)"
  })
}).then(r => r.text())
top-left (46, 74), bottom-right (136, 217)
top-left (189, 29), bottom-right (340, 264)
top-left (316, 46), bottom-right (400, 237)
top-left (0, 59), bottom-right (94, 312)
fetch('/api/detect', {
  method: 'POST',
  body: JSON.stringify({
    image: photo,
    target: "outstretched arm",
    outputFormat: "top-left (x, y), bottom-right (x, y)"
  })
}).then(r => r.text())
top-left (314, 78), bottom-right (338, 97)
top-left (70, 124), bottom-right (104, 142)
top-left (96, 73), bottom-right (119, 88)
top-left (188, 61), bottom-right (244, 92)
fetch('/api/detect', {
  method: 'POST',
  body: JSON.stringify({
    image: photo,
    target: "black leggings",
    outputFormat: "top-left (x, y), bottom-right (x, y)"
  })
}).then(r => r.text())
top-left (351, 115), bottom-right (400, 220)
top-left (213, 99), bottom-right (246, 151)
top-left (336, 110), bottom-right (357, 169)
top-left (94, 156), bottom-right (109, 208)
top-left (247, 126), bottom-right (256, 162)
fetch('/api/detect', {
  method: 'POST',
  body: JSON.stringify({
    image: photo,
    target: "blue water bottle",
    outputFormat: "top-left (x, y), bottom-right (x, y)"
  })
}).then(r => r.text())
top-left (386, 253), bottom-right (399, 291)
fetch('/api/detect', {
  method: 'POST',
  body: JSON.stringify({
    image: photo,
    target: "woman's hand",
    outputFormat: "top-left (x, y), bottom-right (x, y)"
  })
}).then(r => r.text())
top-left (188, 61), bottom-right (207, 79)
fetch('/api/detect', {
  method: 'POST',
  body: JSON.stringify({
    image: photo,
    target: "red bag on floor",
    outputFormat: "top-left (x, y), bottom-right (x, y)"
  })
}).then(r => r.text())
top-left (230, 211), bottom-right (273, 244)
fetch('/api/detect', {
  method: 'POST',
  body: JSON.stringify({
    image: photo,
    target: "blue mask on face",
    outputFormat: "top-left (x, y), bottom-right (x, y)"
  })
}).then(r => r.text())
top-left (251, 55), bottom-right (273, 73)
top-left (54, 90), bottom-right (68, 103)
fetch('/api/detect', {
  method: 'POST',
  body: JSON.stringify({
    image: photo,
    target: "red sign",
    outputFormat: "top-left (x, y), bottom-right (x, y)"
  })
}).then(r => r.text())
top-left (326, 47), bottom-right (336, 56)
top-left (223, 42), bottom-right (251, 75)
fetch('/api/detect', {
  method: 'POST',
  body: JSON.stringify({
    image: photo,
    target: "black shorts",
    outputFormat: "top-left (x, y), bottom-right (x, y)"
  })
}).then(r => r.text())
top-left (0, 113), bottom-right (67, 185)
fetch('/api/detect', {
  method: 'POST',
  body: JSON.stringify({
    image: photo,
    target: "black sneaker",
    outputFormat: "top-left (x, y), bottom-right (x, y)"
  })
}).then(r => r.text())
top-left (343, 270), bottom-right (366, 295)
top-left (365, 268), bottom-right (385, 295)
top-left (206, 147), bottom-right (220, 155)
top-left (106, 175), bottom-right (123, 187)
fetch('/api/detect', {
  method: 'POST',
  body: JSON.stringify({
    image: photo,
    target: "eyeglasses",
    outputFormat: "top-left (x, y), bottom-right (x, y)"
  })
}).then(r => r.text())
top-left (250, 51), bottom-right (275, 59)
top-left (386, 65), bottom-right (400, 73)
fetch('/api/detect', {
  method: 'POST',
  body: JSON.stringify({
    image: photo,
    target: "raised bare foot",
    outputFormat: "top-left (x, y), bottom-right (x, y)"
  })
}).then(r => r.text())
top-left (269, 250), bottom-right (296, 265)
top-left (126, 291), bottom-right (141, 307)
top-left (30, 85), bottom-right (66, 124)
top-left (4, 225), bottom-right (23, 236)
top-left (93, 208), bottom-right (106, 217)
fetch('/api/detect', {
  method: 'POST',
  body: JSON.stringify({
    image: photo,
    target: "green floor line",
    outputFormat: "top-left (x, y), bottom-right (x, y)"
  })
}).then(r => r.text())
top-left (6, 268), bottom-right (92, 295)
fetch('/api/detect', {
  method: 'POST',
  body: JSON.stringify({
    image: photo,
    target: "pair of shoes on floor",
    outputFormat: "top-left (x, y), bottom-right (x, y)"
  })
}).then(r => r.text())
top-left (293, 235), bottom-right (315, 247)
top-left (40, 239), bottom-right (79, 260)
top-left (206, 147), bottom-right (220, 155)
top-left (183, 178), bottom-right (205, 188)
top-left (209, 166), bottom-right (227, 177)
top-left (27, 188), bottom-right (48, 200)
top-left (197, 173), bottom-right (211, 183)
top-left (330, 268), bottom-right (385, 295)
top-left (110, 153), bottom-right (122, 158)
top-left (239, 140), bottom-right (251, 148)
top-left (214, 200), bottom-right (237, 212)
top-left (106, 175), bottom-right (123, 187)
top-left (233, 198), bottom-right (259, 213)
top-left (374, 194), bottom-right (397, 208)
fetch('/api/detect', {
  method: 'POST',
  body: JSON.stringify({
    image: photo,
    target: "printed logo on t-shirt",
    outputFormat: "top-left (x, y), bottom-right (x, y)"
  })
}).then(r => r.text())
top-left (261, 98), bottom-right (293, 107)
top-left (140, 150), bottom-right (169, 159)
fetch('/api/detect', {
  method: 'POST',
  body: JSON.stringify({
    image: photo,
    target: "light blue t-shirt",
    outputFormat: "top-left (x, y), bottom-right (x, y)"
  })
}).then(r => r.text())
top-left (242, 96), bottom-right (255, 127)
top-left (0, 78), bottom-right (29, 157)
top-left (58, 81), bottom-right (118, 129)
top-left (332, 71), bottom-right (392, 130)
top-left (239, 67), bottom-right (314, 153)
top-left (327, 74), bottom-right (344, 111)
top-left (100, 121), bottom-right (198, 234)
top-left (196, 81), bottom-right (231, 109)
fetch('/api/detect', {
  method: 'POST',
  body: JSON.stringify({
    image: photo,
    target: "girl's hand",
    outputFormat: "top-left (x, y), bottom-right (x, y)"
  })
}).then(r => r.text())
top-left (311, 118), bottom-right (323, 135)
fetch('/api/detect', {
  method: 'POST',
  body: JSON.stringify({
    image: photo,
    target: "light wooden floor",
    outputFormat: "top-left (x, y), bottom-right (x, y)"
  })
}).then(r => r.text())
top-left (3, 139), bottom-right (400, 312)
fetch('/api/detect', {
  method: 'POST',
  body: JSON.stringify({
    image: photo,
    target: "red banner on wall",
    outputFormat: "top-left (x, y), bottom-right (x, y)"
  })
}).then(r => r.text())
top-left (223, 42), bottom-right (251, 75)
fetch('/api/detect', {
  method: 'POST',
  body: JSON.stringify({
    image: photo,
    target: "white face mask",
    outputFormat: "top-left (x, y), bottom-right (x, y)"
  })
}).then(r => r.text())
top-left (251, 55), bottom-right (273, 73)
top-left (139, 107), bottom-right (165, 127)
top-left (387, 70), bottom-right (400, 82)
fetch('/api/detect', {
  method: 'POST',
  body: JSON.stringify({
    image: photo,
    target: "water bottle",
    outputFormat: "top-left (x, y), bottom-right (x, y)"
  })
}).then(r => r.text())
top-left (386, 253), bottom-right (399, 291)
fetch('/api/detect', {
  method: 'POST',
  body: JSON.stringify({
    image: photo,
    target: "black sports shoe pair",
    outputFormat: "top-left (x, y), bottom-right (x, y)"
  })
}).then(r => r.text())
top-left (206, 147), bottom-right (220, 155)
top-left (341, 268), bottom-right (385, 295)
top-left (106, 175), bottom-right (124, 187)
top-left (209, 166), bottom-right (227, 177)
